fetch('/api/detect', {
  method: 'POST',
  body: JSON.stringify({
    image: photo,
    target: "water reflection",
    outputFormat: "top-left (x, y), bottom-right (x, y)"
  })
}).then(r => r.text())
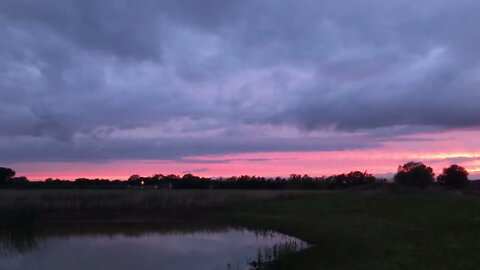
top-left (0, 228), bottom-right (39, 255)
top-left (0, 224), bottom-right (307, 270)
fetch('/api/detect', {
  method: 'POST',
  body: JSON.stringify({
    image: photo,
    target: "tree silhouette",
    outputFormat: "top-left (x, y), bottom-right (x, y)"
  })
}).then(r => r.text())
top-left (437, 164), bottom-right (469, 188)
top-left (394, 161), bottom-right (434, 188)
top-left (0, 167), bottom-right (16, 184)
top-left (0, 166), bottom-right (386, 189)
top-left (127, 174), bottom-right (141, 181)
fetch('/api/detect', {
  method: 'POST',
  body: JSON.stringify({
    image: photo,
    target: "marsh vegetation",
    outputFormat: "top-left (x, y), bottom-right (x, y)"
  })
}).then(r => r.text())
top-left (0, 162), bottom-right (478, 269)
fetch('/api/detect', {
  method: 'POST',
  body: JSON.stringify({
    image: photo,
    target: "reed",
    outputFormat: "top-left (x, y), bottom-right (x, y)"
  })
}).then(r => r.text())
top-left (0, 189), bottom-right (325, 225)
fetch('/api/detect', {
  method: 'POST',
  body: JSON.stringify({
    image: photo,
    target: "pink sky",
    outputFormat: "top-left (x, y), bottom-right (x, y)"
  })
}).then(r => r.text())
top-left (2, 0), bottom-right (480, 183)
top-left (10, 129), bottom-right (480, 181)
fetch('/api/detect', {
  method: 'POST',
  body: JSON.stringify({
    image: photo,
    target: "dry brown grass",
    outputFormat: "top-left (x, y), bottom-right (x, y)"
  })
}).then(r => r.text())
top-left (0, 189), bottom-right (327, 213)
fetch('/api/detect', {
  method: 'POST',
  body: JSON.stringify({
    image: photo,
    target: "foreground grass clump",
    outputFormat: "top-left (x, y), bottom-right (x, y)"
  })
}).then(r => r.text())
top-left (225, 194), bottom-right (480, 270)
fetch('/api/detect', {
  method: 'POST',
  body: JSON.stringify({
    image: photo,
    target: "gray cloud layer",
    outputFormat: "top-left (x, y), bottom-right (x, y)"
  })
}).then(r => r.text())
top-left (1, 0), bottom-right (479, 162)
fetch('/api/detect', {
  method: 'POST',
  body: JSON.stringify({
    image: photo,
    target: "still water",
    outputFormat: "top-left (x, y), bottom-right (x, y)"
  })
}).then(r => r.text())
top-left (0, 227), bottom-right (307, 270)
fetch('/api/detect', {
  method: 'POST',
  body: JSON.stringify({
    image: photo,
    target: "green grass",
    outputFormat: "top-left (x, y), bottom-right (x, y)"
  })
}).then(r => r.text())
top-left (223, 194), bottom-right (480, 269)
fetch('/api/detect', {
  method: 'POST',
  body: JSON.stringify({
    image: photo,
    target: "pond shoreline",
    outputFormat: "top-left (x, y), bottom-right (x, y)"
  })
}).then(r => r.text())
top-left (3, 192), bottom-right (480, 269)
top-left (1, 223), bottom-right (308, 270)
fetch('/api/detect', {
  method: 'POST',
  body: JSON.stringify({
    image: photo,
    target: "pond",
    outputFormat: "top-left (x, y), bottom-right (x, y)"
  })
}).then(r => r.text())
top-left (0, 225), bottom-right (307, 270)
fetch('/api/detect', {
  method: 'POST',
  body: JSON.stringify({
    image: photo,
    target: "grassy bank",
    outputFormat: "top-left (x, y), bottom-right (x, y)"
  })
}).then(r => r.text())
top-left (225, 194), bottom-right (480, 269)
top-left (2, 190), bottom-right (480, 269)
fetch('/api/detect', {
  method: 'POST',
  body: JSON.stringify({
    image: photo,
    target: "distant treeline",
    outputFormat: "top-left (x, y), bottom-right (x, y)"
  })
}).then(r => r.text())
top-left (0, 170), bottom-right (382, 190)
top-left (0, 162), bottom-right (472, 190)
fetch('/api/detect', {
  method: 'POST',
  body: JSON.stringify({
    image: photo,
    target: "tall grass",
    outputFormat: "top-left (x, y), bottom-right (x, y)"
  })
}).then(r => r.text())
top-left (248, 240), bottom-right (307, 269)
top-left (0, 189), bottom-right (325, 225)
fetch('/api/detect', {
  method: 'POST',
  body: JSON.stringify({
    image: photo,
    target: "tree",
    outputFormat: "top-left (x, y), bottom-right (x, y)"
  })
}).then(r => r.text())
top-left (0, 167), bottom-right (16, 184)
top-left (394, 161), bottom-right (434, 188)
top-left (437, 164), bottom-right (469, 188)
top-left (128, 174), bottom-right (141, 181)
top-left (12, 176), bottom-right (29, 183)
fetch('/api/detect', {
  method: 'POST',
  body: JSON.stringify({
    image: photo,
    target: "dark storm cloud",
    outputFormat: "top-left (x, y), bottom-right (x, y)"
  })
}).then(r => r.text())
top-left (1, 0), bottom-right (479, 162)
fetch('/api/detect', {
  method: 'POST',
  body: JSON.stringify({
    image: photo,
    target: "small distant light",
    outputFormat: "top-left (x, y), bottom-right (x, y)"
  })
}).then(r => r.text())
top-left (140, 181), bottom-right (144, 186)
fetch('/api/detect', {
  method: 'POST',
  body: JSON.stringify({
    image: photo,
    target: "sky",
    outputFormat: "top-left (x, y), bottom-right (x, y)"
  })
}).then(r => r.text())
top-left (1, 0), bottom-right (480, 180)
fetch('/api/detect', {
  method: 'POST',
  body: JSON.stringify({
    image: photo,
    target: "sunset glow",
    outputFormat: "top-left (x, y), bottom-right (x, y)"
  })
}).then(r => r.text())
top-left (1, 1), bottom-right (480, 181)
top-left (3, 2), bottom-right (480, 270)
top-left (9, 129), bottom-right (480, 180)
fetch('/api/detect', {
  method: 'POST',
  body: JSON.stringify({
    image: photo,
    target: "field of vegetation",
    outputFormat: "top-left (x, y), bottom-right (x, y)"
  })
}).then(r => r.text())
top-left (0, 189), bottom-right (329, 225)
top-left (225, 194), bottom-right (480, 270)
top-left (2, 191), bottom-right (480, 269)
top-left (1, 162), bottom-right (479, 269)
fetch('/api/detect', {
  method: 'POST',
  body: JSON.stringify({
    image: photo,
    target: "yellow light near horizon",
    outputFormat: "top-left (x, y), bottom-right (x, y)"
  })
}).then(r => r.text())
top-left (418, 152), bottom-right (480, 160)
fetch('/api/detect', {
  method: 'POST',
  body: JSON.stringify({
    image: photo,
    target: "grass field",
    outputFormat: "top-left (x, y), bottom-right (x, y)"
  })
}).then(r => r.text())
top-left (2, 190), bottom-right (480, 269)
top-left (225, 194), bottom-right (480, 269)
